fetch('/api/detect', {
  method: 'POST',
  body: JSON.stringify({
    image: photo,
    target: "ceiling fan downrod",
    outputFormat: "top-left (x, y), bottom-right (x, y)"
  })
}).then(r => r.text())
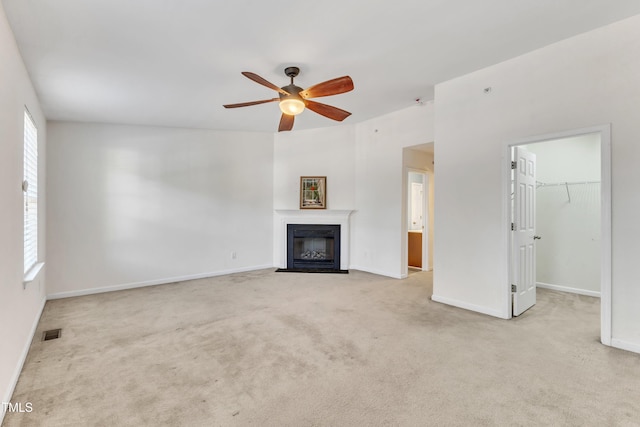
top-left (284, 66), bottom-right (300, 84)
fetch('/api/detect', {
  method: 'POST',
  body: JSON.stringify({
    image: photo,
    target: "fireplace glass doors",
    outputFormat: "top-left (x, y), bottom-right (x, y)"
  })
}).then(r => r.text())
top-left (287, 224), bottom-right (340, 271)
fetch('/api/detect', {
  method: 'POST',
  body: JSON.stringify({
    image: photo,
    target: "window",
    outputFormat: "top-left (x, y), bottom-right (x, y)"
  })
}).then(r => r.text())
top-left (23, 109), bottom-right (38, 274)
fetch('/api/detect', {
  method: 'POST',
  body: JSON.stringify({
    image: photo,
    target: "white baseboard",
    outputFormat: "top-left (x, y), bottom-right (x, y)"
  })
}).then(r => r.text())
top-left (536, 282), bottom-right (600, 298)
top-left (1, 296), bottom-right (46, 426)
top-left (46, 265), bottom-right (273, 300)
top-left (349, 265), bottom-right (403, 279)
top-left (611, 338), bottom-right (640, 355)
top-left (431, 294), bottom-right (507, 319)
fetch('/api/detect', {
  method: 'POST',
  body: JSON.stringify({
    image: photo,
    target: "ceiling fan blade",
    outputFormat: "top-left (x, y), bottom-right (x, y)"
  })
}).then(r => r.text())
top-left (300, 76), bottom-right (354, 99)
top-left (278, 114), bottom-right (295, 132)
top-left (223, 98), bottom-right (279, 108)
top-left (242, 72), bottom-right (290, 95)
top-left (305, 100), bottom-right (351, 121)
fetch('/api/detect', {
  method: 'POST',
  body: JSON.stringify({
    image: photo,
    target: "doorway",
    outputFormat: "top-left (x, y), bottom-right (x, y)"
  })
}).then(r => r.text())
top-left (402, 143), bottom-right (434, 278)
top-left (504, 125), bottom-right (611, 345)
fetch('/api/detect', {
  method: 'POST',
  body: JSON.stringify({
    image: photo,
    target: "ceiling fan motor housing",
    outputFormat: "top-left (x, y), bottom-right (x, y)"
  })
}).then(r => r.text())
top-left (280, 84), bottom-right (304, 101)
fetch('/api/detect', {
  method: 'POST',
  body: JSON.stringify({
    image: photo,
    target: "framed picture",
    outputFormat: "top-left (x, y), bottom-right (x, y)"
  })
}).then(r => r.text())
top-left (300, 176), bottom-right (326, 209)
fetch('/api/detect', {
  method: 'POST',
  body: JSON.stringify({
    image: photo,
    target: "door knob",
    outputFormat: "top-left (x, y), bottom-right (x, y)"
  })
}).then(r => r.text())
top-left (533, 235), bottom-right (542, 240)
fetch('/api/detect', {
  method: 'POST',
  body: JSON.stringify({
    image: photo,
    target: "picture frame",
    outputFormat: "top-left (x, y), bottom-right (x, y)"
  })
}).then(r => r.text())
top-left (300, 176), bottom-right (326, 209)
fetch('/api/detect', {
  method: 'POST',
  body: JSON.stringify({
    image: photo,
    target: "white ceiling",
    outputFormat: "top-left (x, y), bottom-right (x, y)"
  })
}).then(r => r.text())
top-left (4, 1), bottom-right (640, 133)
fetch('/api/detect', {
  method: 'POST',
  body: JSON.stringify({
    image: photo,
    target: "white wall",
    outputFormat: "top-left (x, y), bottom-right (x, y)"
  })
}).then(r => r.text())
top-left (0, 2), bottom-right (47, 420)
top-left (352, 105), bottom-right (434, 278)
top-left (526, 134), bottom-right (600, 296)
top-left (433, 15), bottom-right (640, 352)
top-left (273, 125), bottom-right (356, 210)
top-left (528, 134), bottom-right (601, 183)
top-left (45, 105), bottom-right (434, 298)
top-left (46, 122), bottom-right (273, 297)
top-left (272, 105), bottom-right (434, 278)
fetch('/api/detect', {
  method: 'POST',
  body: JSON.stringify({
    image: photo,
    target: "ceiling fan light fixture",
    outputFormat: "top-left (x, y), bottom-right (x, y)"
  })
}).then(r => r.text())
top-left (223, 68), bottom-right (353, 130)
top-left (279, 97), bottom-right (305, 115)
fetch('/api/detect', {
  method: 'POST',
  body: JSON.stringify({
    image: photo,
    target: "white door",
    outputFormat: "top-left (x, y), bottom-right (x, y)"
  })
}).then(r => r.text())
top-left (410, 182), bottom-right (424, 231)
top-left (512, 146), bottom-right (537, 316)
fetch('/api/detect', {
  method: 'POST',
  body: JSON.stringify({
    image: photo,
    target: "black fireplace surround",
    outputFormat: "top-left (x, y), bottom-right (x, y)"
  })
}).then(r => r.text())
top-left (278, 224), bottom-right (347, 273)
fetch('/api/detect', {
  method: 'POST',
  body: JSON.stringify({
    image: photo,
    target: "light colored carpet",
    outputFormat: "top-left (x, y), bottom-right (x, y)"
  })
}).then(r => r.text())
top-left (3, 269), bottom-right (639, 426)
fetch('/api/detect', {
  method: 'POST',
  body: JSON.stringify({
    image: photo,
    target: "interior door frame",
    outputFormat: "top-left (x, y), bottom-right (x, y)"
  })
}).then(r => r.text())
top-left (502, 124), bottom-right (611, 346)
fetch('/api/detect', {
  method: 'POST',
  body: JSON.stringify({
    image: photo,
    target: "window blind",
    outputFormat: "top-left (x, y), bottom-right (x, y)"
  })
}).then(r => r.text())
top-left (24, 109), bottom-right (38, 274)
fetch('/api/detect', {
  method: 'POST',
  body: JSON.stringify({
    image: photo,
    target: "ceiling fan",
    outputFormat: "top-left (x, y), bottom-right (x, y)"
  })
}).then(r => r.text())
top-left (223, 67), bottom-right (354, 132)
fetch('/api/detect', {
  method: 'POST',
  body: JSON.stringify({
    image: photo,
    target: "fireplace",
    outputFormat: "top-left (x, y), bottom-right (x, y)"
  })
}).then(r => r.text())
top-left (274, 209), bottom-right (354, 272)
top-left (282, 224), bottom-right (346, 272)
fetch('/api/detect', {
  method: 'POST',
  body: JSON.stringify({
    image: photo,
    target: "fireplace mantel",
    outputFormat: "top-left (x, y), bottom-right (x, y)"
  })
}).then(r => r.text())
top-left (274, 209), bottom-right (354, 270)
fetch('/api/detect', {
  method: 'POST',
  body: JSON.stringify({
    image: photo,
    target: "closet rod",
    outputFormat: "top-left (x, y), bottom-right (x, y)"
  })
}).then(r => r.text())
top-left (536, 180), bottom-right (600, 187)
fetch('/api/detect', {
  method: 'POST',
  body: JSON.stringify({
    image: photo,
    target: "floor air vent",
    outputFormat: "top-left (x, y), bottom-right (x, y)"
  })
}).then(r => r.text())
top-left (42, 329), bottom-right (62, 341)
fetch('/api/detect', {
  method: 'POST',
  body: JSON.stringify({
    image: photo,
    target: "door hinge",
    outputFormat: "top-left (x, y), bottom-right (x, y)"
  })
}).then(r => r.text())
top-left (511, 161), bottom-right (517, 170)
top-left (511, 284), bottom-right (517, 292)
top-left (511, 223), bottom-right (515, 231)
